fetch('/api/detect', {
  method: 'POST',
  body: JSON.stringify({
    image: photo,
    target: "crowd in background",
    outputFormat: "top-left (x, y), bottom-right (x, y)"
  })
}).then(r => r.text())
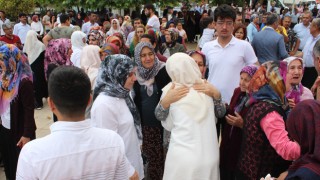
top-left (0, 1), bottom-right (320, 180)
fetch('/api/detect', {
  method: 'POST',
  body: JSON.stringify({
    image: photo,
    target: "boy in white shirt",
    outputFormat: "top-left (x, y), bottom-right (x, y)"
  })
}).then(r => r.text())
top-left (16, 66), bottom-right (129, 180)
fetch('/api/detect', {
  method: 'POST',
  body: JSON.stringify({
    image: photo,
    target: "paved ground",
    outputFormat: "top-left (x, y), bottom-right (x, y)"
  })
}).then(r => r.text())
top-left (0, 42), bottom-right (198, 179)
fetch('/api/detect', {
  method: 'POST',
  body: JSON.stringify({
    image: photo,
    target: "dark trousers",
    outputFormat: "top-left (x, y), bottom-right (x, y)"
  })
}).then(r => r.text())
top-left (302, 67), bottom-right (318, 89)
top-left (0, 125), bottom-right (20, 180)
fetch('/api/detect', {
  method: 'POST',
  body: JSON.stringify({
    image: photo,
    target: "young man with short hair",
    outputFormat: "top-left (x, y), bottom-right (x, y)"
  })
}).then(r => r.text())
top-left (144, 4), bottom-right (160, 31)
top-left (81, 11), bottom-right (99, 35)
top-left (13, 13), bottom-right (30, 45)
top-left (16, 66), bottom-right (128, 179)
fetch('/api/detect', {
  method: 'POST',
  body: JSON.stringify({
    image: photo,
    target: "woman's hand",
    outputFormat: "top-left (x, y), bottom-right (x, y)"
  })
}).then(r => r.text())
top-left (193, 80), bottom-right (221, 100)
top-left (288, 98), bottom-right (296, 109)
top-left (160, 83), bottom-right (189, 109)
top-left (226, 112), bottom-right (244, 128)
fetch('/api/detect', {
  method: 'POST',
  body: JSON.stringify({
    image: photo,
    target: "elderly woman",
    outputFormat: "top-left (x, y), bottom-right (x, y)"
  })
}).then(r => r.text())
top-left (133, 42), bottom-right (170, 179)
top-left (279, 57), bottom-right (314, 108)
top-left (246, 13), bottom-right (259, 43)
top-left (99, 43), bottom-right (119, 60)
top-left (90, 54), bottom-right (144, 180)
top-left (70, 31), bottom-right (87, 67)
top-left (236, 61), bottom-right (300, 180)
top-left (283, 100), bottom-right (320, 179)
top-left (23, 30), bottom-right (47, 109)
top-left (156, 53), bottom-right (220, 180)
top-left (160, 28), bottom-right (185, 58)
top-left (0, 44), bottom-right (36, 180)
top-left (87, 27), bottom-right (105, 47)
top-left (220, 65), bottom-right (258, 180)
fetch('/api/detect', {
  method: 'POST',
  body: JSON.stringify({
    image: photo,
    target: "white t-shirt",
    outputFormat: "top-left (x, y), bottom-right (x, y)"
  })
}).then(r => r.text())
top-left (178, 29), bottom-right (186, 37)
top-left (91, 94), bottom-right (144, 179)
top-left (126, 31), bottom-right (135, 47)
top-left (147, 15), bottom-right (160, 32)
top-left (81, 22), bottom-right (99, 35)
top-left (16, 120), bottom-right (128, 179)
top-left (293, 23), bottom-right (310, 50)
top-left (202, 36), bottom-right (257, 104)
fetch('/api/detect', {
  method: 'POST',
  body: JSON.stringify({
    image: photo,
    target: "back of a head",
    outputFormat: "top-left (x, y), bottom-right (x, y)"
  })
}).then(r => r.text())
top-left (214, 4), bottom-right (236, 22)
top-left (60, 14), bottom-right (69, 24)
top-left (200, 16), bottom-right (214, 29)
top-left (266, 13), bottom-right (279, 26)
top-left (313, 39), bottom-right (320, 57)
top-left (48, 66), bottom-right (91, 117)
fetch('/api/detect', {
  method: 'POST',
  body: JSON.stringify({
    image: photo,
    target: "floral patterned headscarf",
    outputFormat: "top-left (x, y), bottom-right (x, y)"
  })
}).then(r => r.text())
top-left (44, 38), bottom-right (72, 79)
top-left (0, 44), bottom-right (33, 114)
top-left (88, 27), bottom-right (105, 47)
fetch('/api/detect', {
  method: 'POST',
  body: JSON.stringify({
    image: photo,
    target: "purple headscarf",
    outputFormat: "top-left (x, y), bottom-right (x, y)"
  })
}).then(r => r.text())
top-left (240, 65), bottom-right (258, 77)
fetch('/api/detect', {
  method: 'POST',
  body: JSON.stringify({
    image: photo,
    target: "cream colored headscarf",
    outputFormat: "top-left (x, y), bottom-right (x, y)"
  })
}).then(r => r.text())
top-left (163, 53), bottom-right (211, 123)
top-left (80, 45), bottom-right (101, 90)
top-left (23, 30), bottom-right (46, 64)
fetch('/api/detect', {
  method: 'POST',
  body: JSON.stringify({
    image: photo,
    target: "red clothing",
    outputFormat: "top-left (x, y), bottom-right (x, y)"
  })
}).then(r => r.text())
top-left (0, 35), bottom-right (22, 49)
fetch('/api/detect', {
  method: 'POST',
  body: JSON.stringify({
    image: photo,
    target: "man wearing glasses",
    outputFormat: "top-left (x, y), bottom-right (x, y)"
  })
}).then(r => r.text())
top-left (0, 23), bottom-right (22, 50)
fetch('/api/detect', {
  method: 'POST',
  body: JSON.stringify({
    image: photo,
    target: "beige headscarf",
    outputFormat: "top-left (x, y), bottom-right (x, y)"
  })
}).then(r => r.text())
top-left (163, 53), bottom-right (211, 123)
top-left (23, 30), bottom-right (46, 64)
top-left (80, 45), bottom-right (101, 90)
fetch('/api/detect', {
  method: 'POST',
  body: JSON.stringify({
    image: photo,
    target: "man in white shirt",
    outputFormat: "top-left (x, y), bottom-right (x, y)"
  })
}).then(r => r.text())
top-left (202, 4), bottom-right (258, 105)
top-left (42, 10), bottom-right (52, 34)
top-left (297, 18), bottom-right (320, 89)
top-left (16, 66), bottom-right (129, 180)
top-left (13, 13), bottom-right (30, 45)
top-left (125, 18), bottom-right (142, 47)
top-left (144, 4), bottom-right (160, 31)
top-left (0, 11), bottom-right (10, 36)
top-left (293, 11), bottom-right (312, 51)
top-left (81, 11), bottom-right (99, 35)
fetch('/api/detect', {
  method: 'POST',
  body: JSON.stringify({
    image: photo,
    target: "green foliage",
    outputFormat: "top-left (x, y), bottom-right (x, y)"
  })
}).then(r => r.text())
top-left (0, 0), bottom-right (35, 19)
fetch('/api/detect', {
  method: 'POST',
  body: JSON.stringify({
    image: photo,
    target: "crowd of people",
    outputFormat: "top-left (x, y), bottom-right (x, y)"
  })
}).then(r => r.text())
top-left (0, 2), bottom-right (320, 180)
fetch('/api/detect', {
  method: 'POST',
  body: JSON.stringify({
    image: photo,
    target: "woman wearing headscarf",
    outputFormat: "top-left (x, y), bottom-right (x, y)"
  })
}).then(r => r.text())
top-left (0, 44), bottom-right (36, 180)
top-left (106, 34), bottom-right (129, 56)
top-left (236, 61), bottom-right (301, 180)
top-left (160, 28), bottom-right (186, 58)
top-left (99, 43), bottom-right (119, 60)
top-left (283, 100), bottom-right (320, 179)
top-left (87, 27), bottom-right (105, 47)
top-left (31, 15), bottom-right (44, 38)
top-left (279, 57), bottom-right (314, 108)
top-left (157, 53), bottom-right (220, 180)
top-left (23, 30), bottom-right (47, 109)
top-left (91, 54), bottom-right (144, 180)
top-left (133, 42), bottom-right (171, 180)
top-left (106, 19), bottom-right (122, 37)
top-left (70, 31), bottom-right (87, 67)
top-left (121, 16), bottom-right (133, 39)
top-left (220, 65), bottom-right (258, 180)
top-left (44, 38), bottom-right (72, 122)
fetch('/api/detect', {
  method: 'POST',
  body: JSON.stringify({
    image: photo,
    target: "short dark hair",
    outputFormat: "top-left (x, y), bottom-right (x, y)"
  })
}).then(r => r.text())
top-left (141, 34), bottom-right (155, 45)
top-left (133, 18), bottom-right (141, 22)
top-left (88, 11), bottom-right (97, 16)
top-left (19, 13), bottom-right (27, 18)
top-left (144, 4), bottom-right (155, 12)
top-left (60, 14), bottom-right (70, 23)
top-left (48, 66), bottom-right (91, 117)
top-left (0, 11), bottom-right (5, 14)
top-left (213, 4), bottom-right (236, 22)
top-left (266, 13), bottom-right (279, 26)
top-left (200, 16), bottom-right (214, 29)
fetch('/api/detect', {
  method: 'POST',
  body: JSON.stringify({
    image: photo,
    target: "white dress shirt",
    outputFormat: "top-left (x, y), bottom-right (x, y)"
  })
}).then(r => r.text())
top-left (16, 119), bottom-right (128, 180)
top-left (303, 34), bottom-right (320, 67)
top-left (13, 22), bottom-right (31, 44)
top-left (31, 21), bottom-right (44, 35)
top-left (81, 22), bottom-right (99, 35)
top-left (91, 94), bottom-right (144, 179)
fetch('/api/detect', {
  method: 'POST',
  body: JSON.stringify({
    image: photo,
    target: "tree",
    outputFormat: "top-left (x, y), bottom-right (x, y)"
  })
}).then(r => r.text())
top-left (0, 0), bottom-right (35, 20)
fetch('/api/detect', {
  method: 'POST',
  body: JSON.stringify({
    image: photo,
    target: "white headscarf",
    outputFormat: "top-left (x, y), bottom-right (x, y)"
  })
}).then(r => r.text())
top-left (23, 30), bottom-right (46, 65)
top-left (107, 19), bottom-right (121, 36)
top-left (163, 53), bottom-right (210, 123)
top-left (70, 31), bottom-right (87, 67)
top-left (80, 45), bottom-right (101, 90)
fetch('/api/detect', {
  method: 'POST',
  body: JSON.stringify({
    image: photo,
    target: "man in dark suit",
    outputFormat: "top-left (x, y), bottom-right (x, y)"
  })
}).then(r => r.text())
top-left (252, 13), bottom-right (289, 64)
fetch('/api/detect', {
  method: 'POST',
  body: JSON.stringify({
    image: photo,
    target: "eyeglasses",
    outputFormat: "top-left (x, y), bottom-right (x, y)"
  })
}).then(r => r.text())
top-left (216, 20), bottom-right (233, 27)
